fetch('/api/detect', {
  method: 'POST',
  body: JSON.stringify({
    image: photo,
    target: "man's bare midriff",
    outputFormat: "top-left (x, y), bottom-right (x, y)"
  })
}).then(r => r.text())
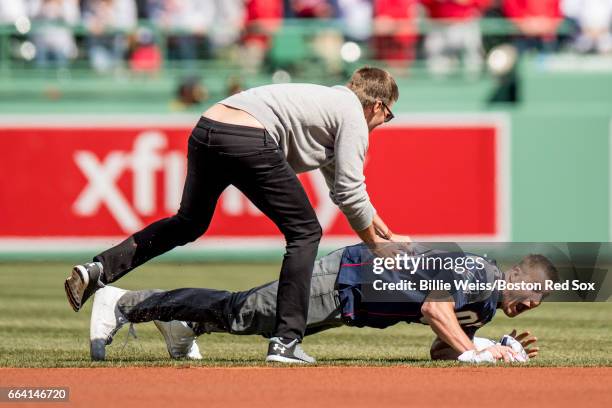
top-left (202, 104), bottom-right (265, 129)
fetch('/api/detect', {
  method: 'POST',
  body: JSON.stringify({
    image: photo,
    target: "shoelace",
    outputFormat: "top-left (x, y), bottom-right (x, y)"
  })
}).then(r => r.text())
top-left (119, 323), bottom-right (144, 355)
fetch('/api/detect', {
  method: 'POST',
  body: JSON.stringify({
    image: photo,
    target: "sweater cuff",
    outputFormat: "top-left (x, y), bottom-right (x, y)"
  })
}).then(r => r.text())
top-left (346, 203), bottom-right (375, 232)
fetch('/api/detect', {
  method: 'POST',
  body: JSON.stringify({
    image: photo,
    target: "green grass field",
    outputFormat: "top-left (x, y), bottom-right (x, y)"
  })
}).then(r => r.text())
top-left (0, 262), bottom-right (610, 368)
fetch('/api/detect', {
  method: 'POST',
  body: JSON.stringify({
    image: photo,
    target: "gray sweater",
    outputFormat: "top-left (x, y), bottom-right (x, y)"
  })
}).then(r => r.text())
top-left (220, 83), bottom-right (374, 231)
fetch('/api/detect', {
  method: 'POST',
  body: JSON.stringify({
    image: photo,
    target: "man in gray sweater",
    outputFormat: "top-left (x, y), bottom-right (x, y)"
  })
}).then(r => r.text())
top-left (66, 66), bottom-right (408, 364)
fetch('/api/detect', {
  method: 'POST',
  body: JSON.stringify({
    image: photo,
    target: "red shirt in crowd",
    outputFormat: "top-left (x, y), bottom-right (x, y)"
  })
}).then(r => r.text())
top-left (502, 0), bottom-right (562, 38)
top-left (375, 0), bottom-right (418, 21)
top-left (421, 0), bottom-right (492, 21)
top-left (289, 0), bottom-right (333, 18)
top-left (373, 0), bottom-right (418, 62)
top-left (243, 0), bottom-right (284, 49)
top-left (502, 0), bottom-right (561, 19)
top-left (130, 45), bottom-right (162, 73)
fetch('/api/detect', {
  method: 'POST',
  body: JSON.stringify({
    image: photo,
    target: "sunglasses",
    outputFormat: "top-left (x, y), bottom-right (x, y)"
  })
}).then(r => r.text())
top-left (380, 100), bottom-right (395, 123)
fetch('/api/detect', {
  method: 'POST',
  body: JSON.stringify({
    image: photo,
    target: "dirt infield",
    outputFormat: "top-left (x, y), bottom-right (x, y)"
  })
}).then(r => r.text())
top-left (1, 367), bottom-right (610, 408)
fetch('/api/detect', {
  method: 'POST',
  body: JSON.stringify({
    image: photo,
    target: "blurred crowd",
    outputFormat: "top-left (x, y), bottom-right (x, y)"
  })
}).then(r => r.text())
top-left (0, 0), bottom-right (611, 73)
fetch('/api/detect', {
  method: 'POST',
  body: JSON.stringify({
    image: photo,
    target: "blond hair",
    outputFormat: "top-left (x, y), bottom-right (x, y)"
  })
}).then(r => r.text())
top-left (346, 66), bottom-right (399, 108)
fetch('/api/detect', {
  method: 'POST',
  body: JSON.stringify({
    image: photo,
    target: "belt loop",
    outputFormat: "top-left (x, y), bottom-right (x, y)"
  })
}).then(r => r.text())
top-left (264, 131), bottom-right (268, 146)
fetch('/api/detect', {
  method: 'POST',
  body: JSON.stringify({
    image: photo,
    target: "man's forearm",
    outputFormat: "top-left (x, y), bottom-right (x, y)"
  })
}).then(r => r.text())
top-left (421, 301), bottom-right (475, 354)
top-left (357, 213), bottom-right (391, 244)
top-left (356, 223), bottom-right (382, 245)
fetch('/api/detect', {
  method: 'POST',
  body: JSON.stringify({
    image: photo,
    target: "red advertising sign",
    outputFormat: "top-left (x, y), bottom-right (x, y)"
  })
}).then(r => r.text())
top-left (0, 115), bottom-right (509, 248)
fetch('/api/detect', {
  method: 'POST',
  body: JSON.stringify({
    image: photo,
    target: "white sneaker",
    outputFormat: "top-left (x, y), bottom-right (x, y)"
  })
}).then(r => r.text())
top-left (154, 320), bottom-right (202, 360)
top-left (90, 286), bottom-right (128, 361)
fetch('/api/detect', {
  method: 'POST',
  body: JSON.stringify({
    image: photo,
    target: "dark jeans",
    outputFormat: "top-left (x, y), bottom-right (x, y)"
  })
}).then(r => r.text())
top-left (118, 251), bottom-right (344, 338)
top-left (94, 116), bottom-right (322, 340)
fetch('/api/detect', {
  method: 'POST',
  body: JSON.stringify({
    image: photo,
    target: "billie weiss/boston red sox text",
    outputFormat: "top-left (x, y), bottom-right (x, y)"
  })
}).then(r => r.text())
top-left (371, 254), bottom-right (597, 293)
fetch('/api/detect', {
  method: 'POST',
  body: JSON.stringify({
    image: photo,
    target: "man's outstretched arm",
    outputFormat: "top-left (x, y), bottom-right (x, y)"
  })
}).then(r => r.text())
top-left (421, 298), bottom-right (518, 362)
top-left (421, 299), bottom-right (475, 354)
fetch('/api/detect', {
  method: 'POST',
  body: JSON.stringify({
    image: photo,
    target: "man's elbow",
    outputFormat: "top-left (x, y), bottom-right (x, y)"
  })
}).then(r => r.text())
top-left (421, 301), bottom-right (438, 320)
top-left (421, 299), bottom-right (455, 321)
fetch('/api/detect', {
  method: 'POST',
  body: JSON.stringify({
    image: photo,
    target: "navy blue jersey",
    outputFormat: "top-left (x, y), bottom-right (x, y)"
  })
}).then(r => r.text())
top-left (336, 243), bottom-right (502, 334)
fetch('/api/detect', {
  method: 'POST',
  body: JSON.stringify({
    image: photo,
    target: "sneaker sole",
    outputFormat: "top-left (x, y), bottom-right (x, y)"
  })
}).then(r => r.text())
top-left (64, 266), bottom-right (89, 312)
top-left (265, 354), bottom-right (311, 364)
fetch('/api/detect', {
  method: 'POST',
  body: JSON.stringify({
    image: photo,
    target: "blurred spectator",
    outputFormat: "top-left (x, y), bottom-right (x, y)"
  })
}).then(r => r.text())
top-left (29, 0), bottom-right (79, 69)
top-left (226, 75), bottom-right (244, 96)
top-left (487, 43), bottom-right (520, 103)
top-left (134, 0), bottom-right (149, 19)
top-left (83, 0), bottom-right (137, 72)
top-left (170, 75), bottom-right (208, 111)
top-left (286, 0), bottom-right (337, 18)
top-left (148, 0), bottom-right (215, 64)
top-left (285, 1), bottom-right (342, 73)
top-left (242, 0), bottom-right (284, 70)
top-left (422, 0), bottom-right (492, 75)
top-left (562, 0), bottom-right (612, 54)
top-left (129, 27), bottom-right (161, 73)
top-left (0, 0), bottom-right (27, 65)
top-left (503, 0), bottom-right (562, 53)
top-left (337, 0), bottom-right (373, 43)
top-left (209, 0), bottom-right (245, 50)
top-left (372, 0), bottom-right (418, 66)
top-left (311, 29), bottom-right (344, 73)
top-left (0, 0), bottom-right (27, 23)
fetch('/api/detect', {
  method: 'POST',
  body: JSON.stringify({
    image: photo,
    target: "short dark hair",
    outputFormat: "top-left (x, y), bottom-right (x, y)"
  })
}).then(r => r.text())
top-left (518, 254), bottom-right (559, 283)
top-left (346, 66), bottom-right (399, 108)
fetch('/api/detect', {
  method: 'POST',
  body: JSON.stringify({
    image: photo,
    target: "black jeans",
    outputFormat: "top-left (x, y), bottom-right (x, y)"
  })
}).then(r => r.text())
top-left (94, 117), bottom-right (322, 340)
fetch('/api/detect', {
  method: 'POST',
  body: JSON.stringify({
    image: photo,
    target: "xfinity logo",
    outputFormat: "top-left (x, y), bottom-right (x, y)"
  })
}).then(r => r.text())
top-left (72, 131), bottom-right (338, 233)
